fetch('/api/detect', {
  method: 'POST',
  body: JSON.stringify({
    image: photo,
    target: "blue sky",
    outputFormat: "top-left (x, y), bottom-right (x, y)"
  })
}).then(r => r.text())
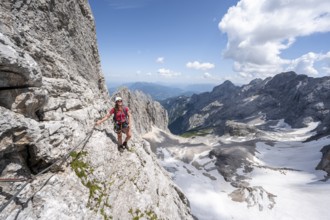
top-left (88, 0), bottom-right (330, 86)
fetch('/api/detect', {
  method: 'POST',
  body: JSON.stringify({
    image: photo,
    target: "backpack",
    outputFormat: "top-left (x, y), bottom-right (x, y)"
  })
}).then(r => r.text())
top-left (113, 106), bottom-right (128, 124)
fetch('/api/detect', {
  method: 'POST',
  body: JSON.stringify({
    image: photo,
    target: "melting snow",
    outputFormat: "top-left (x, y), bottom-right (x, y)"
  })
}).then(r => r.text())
top-left (148, 122), bottom-right (330, 220)
top-left (243, 95), bottom-right (259, 103)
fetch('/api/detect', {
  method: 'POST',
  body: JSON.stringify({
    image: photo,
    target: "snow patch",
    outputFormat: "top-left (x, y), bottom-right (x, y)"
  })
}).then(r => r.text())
top-left (243, 95), bottom-right (259, 103)
top-left (147, 124), bottom-right (330, 220)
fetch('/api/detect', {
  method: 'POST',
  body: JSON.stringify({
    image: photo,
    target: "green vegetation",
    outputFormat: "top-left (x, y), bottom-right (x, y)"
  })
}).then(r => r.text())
top-left (70, 151), bottom-right (90, 178)
top-left (70, 151), bottom-right (112, 220)
top-left (127, 144), bottom-right (135, 153)
top-left (145, 210), bottom-right (158, 220)
top-left (128, 208), bottom-right (158, 220)
top-left (86, 180), bottom-right (102, 205)
top-left (70, 151), bottom-right (157, 220)
top-left (180, 128), bottom-right (213, 138)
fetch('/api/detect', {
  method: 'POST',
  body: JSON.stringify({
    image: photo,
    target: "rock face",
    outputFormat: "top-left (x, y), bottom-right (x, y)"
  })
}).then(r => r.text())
top-left (165, 71), bottom-right (330, 136)
top-left (316, 145), bottom-right (330, 178)
top-left (0, 1), bottom-right (192, 219)
top-left (224, 121), bottom-right (264, 137)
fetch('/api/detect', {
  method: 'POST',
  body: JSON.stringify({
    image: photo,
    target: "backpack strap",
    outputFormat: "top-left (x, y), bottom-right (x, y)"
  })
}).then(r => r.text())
top-left (113, 107), bottom-right (117, 122)
top-left (123, 106), bottom-right (128, 118)
top-left (113, 106), bottom-right (128, 123)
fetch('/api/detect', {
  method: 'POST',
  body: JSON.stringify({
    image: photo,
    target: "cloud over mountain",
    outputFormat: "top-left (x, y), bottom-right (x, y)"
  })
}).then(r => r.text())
top-left (219, 0), bottom-right (330, 78)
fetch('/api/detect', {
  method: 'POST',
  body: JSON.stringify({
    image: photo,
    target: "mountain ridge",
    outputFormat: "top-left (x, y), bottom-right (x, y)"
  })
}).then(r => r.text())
top-left (165, 71), bottom-right (330, 137)
top-left (109, 81), bottom-right (215, 101)
top-left (163, 71), bottom-right (330, 180)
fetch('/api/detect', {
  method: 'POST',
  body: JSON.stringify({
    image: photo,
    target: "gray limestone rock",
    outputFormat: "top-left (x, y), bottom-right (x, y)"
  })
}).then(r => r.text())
top-left (0, 33), bottom-right (41, 88)
top-left (224, 120), bottom-right (266, 138)
top-left (316, 145), bottom-right (330, 178)
top-left (209, 141), bottom-right (257, 182)
top-left (229, 185), bottom-right (276, 211)
top-left (0, 1), bottom-right (192, 219)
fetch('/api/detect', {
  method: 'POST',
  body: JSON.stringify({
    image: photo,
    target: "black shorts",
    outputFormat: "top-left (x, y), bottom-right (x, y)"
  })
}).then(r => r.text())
top-left (114, 122), bottom-right (129, 133)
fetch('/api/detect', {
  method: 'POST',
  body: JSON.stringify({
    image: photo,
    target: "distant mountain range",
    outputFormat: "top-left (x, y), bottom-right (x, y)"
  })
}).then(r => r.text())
top-left (162, 71), bottom-right (330, 139)
top-left (156, 72), bottom-right (330, 219)
top-left (108, 82), bottom-right (216, 101)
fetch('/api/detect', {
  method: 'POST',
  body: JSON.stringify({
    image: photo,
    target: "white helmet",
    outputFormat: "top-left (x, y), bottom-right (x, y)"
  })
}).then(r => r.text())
top-left (115, 96), bottom-right (122, 102)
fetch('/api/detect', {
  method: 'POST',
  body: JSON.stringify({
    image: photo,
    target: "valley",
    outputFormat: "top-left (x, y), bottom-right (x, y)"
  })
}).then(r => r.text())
top-left (144, 120), bottom-right (330, 220)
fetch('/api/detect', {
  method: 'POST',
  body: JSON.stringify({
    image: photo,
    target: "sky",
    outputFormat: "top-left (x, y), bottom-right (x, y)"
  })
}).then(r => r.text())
top-left (88, 0), bottom-right (330, 86)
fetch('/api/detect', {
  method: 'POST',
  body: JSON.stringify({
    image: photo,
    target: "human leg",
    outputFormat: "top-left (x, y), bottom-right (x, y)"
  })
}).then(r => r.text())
top-left (122, 126), bottom-right (132, 148)
top-left (117, 132), bottom-right (123, 146)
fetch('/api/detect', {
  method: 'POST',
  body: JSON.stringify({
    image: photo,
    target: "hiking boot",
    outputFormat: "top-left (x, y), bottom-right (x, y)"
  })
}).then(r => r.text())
top-left (123, 141), bottom-right (127, 148)
top-left (118, 145), bottom-right (124, 153)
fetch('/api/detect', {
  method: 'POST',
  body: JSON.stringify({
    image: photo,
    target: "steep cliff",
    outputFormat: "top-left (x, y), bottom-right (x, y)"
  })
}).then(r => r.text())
top-left (0, 1), bottom-right (192, 219)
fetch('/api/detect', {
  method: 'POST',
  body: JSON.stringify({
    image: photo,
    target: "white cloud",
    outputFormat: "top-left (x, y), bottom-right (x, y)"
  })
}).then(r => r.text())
top-left (203, 72), bottom-right (212, 78)
top-left (287, 51), bottom-right (330, 76)
top-left (323, 67), bottom-right (330, 74)
top-left (321, 52), bottom-right (330, 74)
top-left (156, 57), bottom-right (165, 64)
top-left (157, 68), bottom-right (181, 77)
top-left (287, 52), bottom-right (319, 75)
top-left (219, 0), bottom-right (330, 78)
top-left (186, 61), bottom-right (215, 71)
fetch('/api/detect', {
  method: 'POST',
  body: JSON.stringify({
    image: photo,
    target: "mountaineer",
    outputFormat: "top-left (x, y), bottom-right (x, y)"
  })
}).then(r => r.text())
top-left (96, 96), bottom-right (132, 151)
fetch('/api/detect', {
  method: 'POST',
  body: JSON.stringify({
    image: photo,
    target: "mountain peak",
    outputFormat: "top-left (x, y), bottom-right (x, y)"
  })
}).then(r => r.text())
top-left (166, 71), bottom-right (330, 137)
top-left (212, 80), bottom-right (237, 93)
top-left (271, 71), bottom-right (298, 81)
top-left (223, 80), bottom-right (235, 86)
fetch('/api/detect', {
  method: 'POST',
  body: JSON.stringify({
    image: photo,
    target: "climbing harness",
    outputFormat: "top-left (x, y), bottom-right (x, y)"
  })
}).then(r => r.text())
top-left (113, 106), bottom-right (128, 124)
